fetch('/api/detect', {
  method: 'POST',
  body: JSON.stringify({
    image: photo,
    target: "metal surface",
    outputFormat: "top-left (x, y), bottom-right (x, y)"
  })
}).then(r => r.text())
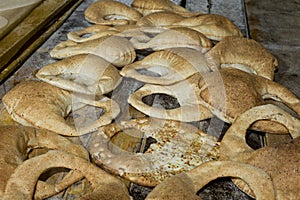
top-left (245, 0), bottom-right (300, 145)
top-left (0, 0), bottom-right (82, 84)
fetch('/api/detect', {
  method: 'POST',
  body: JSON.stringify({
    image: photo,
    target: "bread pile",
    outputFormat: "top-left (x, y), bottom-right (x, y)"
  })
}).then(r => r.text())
top-left (0, 0), bottom-right (299, 199)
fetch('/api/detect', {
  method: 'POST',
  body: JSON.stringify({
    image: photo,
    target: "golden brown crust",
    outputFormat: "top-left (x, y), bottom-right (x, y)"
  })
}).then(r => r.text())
top-left (2, 81), bottom-right (120, 136)
top-left (198, 68), bottom-right (265, 123)
top-left (170, 14), bottom-right (243, 41)
top-left (205, 36), bottom-right (278, 80)
top-left (128, 73), bottom-right (213, 122)
top-left (146, 160), bottom-right (275, 200)
top-left (84, 0), bottom-right (142, 25)
top-left (0, 125), bottom-right (89, 199)
top-left (2, 81), bottom-right (75, 135)
top-left (131, 0), bottom-right (198, 17)
top-left (136, 11), bottom-right (186, 26)
top-left (36, 54), bottom-right (122, 95)
top-left (121, 48), bottom-right (210, 85)
top-left (130, 27), bottom-right (212, 52)
top-left (146, 172), bottom-right (201, 200)
top-left (198, 68), bottom-right (300, 133)
top-left (3, 150), bottom-right (130, 200)
top-left (220, 104), bottom-right (300, 198)
top-left (50, 35), bottom-right (136, 67)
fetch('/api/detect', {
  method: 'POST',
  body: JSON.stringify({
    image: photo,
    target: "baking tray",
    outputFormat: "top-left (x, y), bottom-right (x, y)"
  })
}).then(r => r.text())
top-left (0, 0), bottom-right (82, 84)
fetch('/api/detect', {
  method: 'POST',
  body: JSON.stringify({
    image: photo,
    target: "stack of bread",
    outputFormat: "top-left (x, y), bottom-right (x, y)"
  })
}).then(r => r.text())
top-left (0, 0), bottom-right (299, 199)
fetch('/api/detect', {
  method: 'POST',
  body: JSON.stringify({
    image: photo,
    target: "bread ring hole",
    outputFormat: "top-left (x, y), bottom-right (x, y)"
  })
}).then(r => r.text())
top-left (136, 65), bottom-right (169, 77)
top-left (245, 130), bottom-right (265, 150)
top-left (142, 93), bottom-right (181, 110)
top-left (39, 167), bottom-right (71, 182)
top-left (140, 136), bottom-right (157, 153)
top-left (79, 32), bottom-right (93, 39)
top-left (38, 167), bottom-right (92, 196)
top-left (143, 32), bottom-right (159, 38)
top-left (108, 128), bottom-right (157, 154)
top-left (197, 177), bottom-right (251, 199)
top-left (135, 49), bottom-right (154, 57)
